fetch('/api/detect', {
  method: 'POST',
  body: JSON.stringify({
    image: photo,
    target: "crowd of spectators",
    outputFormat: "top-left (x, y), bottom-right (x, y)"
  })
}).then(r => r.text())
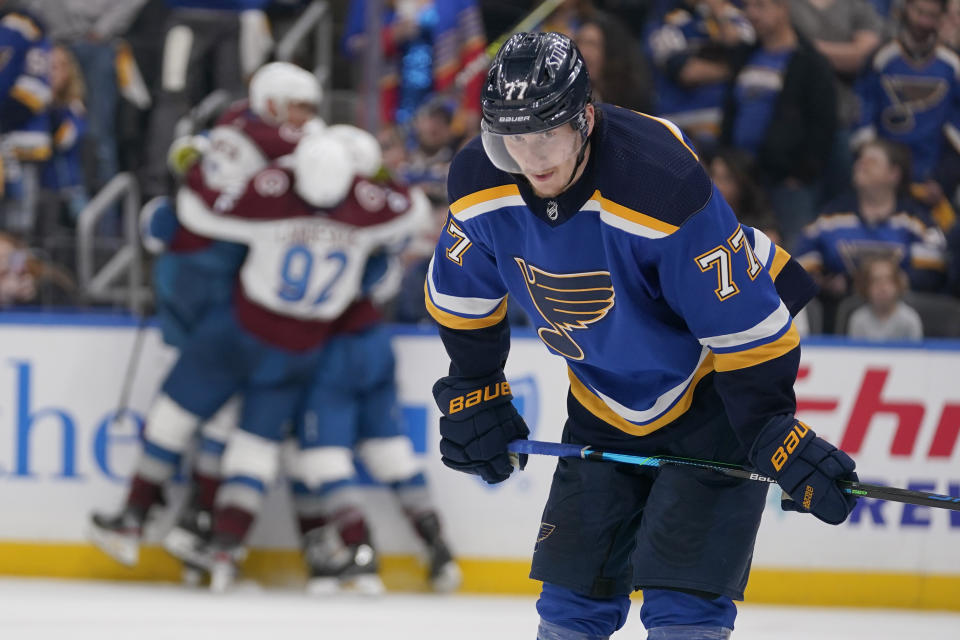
top-left (1, 0), bottom-right (960, 341)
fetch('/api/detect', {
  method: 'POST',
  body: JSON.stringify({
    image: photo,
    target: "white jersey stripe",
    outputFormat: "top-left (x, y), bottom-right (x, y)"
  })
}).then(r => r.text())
top-left (426, 255), bottom-right (507, 317)
top-left (699, 301), bottom-right (791, 349)
top-left (453, 195), bottom-right (527, 221)
top-left (588, 346), bottom-right (711, 424)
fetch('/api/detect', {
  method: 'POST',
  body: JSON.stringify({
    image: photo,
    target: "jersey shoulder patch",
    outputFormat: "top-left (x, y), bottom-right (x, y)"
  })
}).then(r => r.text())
top-left (592, 105), bottom-right (712, 234)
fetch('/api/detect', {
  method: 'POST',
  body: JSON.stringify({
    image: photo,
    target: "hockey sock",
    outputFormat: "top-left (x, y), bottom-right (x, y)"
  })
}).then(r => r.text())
top-left (537, 582), bottom-right (630, 639)
top-left (124, 474), bottom-right (165, 517)
top-left (639, 588), bottom-right (736, 638)
top-left (191, 471), bottom-right (220, 512)
top-left (331, 506), bottom-right (371, 546)
top-left (211, 505), bottom-right (254, 546)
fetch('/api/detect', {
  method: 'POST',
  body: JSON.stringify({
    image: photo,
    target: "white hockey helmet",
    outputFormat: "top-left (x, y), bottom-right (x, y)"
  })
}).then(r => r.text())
top-left (293, 131), bottom-right (355, 207)
top-left (249, 62), bottom-right (322, 125)
top-left (325, 124), bottom-right (383, 178)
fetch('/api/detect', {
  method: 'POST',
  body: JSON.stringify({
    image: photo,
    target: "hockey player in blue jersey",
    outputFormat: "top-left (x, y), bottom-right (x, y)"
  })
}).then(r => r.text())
top-left (426, 32), bottom-right (859, 639)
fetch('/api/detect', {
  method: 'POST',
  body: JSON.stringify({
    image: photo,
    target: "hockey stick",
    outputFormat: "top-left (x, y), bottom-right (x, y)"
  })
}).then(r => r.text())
top-left (508, 439), bottom-right (960, 512)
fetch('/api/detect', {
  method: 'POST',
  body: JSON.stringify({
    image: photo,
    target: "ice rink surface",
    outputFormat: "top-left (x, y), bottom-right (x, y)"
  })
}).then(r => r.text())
top-left (2, 578), bottom-right (960, 639)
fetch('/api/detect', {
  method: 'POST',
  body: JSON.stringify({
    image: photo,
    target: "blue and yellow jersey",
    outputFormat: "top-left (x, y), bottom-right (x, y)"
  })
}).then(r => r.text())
top-left (426, 105), bottom-right (812, 446)
top-left (855, 40), bottom-right (960, 181)
top-left (0, 10), bottom-right (51, 169)
top-left (794, 194), bottom-right (947, 292)
top-left (0, 11), bottom-right (50, 132)
top-left (646, 3), bottom-right (754, 141)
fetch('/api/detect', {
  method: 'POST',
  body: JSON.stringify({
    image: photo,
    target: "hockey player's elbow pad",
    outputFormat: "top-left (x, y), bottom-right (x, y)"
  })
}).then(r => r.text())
top-left (749, 415), bottom-right (859, 525)
top-left (432, 371), bottom-right (529, 484)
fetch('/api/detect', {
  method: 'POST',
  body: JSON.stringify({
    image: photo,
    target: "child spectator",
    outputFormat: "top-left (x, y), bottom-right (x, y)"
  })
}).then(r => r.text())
top-left (39, 44), bottom-right (88, 231)
top-left (848, 254), bottom-right (924, 340)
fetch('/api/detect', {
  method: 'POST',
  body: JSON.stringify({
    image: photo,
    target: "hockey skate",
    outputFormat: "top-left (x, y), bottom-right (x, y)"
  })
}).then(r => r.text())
top-left (414, 512), bottom-right (462, 593)
top-left (162, 500), bottom-right (213, 585)
top-left (88, 508), bottom-right (146, 567)
top-left (303, 525), bottom-right (385, 596)
top-left (206, 540), bottom-right (247, 593)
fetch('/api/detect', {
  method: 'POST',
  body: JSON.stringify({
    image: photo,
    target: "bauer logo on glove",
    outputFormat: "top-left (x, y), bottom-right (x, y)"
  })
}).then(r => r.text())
top-left (433, 371), bottom-right (529, 484)
top-left (769, 420), bottom-right (811, 472)
top-left (447, 381), bottom-right (512, 415)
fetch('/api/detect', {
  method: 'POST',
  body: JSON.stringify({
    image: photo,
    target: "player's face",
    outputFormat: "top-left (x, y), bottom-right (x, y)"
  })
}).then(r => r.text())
top-left (285, 101), bottom-right (318, 128)
top-left (500, 106), bottom-right (594, 198)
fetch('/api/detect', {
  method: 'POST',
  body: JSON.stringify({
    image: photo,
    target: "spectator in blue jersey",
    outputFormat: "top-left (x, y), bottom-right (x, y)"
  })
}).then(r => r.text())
top-left (795, 139), bottom-right (947, 300)
top-left (721, 0), bottom-right (837, 248)
top-left (575, 12), bottom-right (653, 113)
top-left (853, 0), bottom-right (960, 231)
top-left (848, 254), bottom-right (925, 340)
top-left (0, 5), bottom-right (52, 238)
top-left (646, 0), bottom-right (754, 150)
top-left (39, 45), bottom-right (88, 231)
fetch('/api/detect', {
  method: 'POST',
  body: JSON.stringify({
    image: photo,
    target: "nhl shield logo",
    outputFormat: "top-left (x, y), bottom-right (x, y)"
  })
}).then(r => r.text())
top-left (546, 200), bottom-right (559, 220)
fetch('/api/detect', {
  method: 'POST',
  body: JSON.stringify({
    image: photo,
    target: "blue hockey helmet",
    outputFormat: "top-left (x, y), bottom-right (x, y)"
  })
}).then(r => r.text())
top-left (481, 32), bottom-right (591, 135)
top-left (481, 32), bottom-right (592, 174)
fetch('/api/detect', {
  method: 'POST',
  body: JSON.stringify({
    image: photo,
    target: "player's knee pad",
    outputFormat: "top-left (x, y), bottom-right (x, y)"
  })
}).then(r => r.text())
top-left (200, 396), bottom-right (240, 444)
top-left (639, 588), bottom-right (736, 639)
top-left (143, 395), bottom-right (200, 453)
top-left (293, 446), bottom-right (355, 489)
top-left (220, 430), bottom-right (281, 486)
top-left (536, 582), bottom-right (630, 640)
top-left (356, 436), bottom-right (421, 483)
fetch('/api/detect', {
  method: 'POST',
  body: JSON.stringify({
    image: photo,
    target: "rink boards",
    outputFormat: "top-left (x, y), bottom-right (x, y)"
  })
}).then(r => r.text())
top-left (0, 313), bottom-right (958, 609)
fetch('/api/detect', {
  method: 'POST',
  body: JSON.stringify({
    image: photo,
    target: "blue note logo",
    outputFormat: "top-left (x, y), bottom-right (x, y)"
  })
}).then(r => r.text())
top-left (515, 258), bottom-right (615, 360)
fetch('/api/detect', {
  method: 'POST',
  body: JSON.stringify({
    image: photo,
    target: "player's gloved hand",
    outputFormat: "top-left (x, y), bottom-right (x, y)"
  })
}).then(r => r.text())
top-left (750, 416), bottom-right (858, 525)
top-left (433, 371), bottom-right (529, 484)
top-left (167, 135), bottom-right (209, 176)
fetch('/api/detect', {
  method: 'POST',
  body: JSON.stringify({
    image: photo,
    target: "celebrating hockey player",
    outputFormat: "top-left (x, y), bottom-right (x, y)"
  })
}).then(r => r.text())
top-left (163, 125), bottom-right (434, 591)
top-left (426, 32), bottom-right (858, 639)
top-left (92, 62), bottom-right (323, 572)
top-left (289, 319), bottom-right (461, 595)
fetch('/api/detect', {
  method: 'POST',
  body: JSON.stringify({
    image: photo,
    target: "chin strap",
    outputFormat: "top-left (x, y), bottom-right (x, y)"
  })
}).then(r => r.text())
top-left (560, 136), bottom-right (590, 192)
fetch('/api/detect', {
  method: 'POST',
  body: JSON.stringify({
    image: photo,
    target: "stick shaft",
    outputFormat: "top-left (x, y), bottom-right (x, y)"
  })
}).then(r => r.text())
top-left (509, 439), bottom-right (960, 512)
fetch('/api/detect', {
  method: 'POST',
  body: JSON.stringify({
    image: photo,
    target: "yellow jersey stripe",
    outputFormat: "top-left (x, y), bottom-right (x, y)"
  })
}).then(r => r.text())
top-left (590, 191), bottom-right (680, 236)
top-left (424, 282), bottom-right (509, 330)
top-left (568, 354), bottom-right (715, 436)
top-left (10, 85), bottom-right (45, 113)
top-left (713, 323), bottom-right (800, 372)
top-left (450, 184), bottom-right (522, 215)
top-left (769, 245), bottom-right (792, 279)
top-left (635, 112), bottom-right (699, 161)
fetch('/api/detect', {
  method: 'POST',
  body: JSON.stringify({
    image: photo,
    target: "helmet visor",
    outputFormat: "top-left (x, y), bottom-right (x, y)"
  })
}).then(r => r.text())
top-left (481, 119), bottom-right (584, 175)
